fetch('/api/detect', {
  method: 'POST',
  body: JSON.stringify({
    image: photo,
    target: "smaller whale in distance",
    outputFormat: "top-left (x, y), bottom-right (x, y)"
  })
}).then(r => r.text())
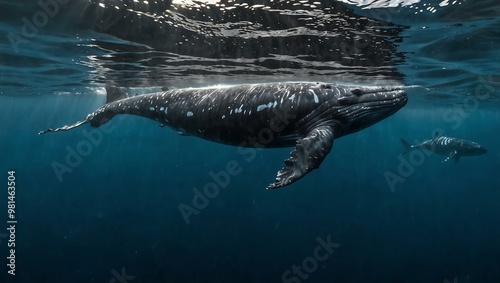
top-left (401, 132), bottom-right (487, 163)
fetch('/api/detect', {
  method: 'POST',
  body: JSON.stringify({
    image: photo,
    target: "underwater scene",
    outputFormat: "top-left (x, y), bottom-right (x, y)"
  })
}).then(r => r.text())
top-left (0, 0), bottom-right (499, 282)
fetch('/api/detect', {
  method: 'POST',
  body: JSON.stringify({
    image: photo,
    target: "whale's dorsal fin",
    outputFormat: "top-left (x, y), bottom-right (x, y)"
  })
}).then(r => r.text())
top-left (431, 131), bottom-right (442, 144)
top-left (105, 86), bottom-right (128, 104)
top-left (267, 125), bottom-right (334, 189)
top-left (433, 131), bottom-right (442, 141)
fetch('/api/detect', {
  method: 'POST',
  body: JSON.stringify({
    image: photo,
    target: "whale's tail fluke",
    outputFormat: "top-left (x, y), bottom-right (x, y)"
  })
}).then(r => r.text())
top-left (39, 87), bottom-right (126, 135)
top-left (401, 138), bottom-right (414, 154)
top-left (38, 118), bottom-right (89, 135)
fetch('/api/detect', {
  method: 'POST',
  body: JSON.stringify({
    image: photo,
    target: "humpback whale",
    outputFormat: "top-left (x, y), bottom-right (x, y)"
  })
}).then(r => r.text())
top-left (401, 132), bottom-right (487, 163)
top-left (40, 82), bottom-right (407, 189)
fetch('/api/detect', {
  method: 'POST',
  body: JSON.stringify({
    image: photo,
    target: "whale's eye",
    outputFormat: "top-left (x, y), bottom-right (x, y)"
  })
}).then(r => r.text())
top-left (338, 97), bottom-right (350, 105)
top-left (352, 89), bottom-right (363, 96)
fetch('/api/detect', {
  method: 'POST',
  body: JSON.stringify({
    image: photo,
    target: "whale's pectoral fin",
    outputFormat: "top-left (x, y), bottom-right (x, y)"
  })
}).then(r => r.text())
top-left (267, 125), bottom-right (334, 189)
top-left (442, 150), bottom-right (458, 163)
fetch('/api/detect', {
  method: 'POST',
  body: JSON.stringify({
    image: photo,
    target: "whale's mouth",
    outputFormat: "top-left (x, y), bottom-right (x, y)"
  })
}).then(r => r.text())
top-left (361, 89), bottom-right (408, 110)
top-left (338, 86), bottom-right (408, 112)
top-left (332, 87), bottom-right (408, 133)
top-left (350, 86), bottom-right (407, 104)
top-left (477, 147), bottom-right (487, 154)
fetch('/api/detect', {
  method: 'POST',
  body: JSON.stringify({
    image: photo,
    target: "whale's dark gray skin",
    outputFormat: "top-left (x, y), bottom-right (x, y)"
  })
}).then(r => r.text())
top-left (40, 82), bottom-right (407, 189)
top-left (401, 132), bottom-right (487, 163)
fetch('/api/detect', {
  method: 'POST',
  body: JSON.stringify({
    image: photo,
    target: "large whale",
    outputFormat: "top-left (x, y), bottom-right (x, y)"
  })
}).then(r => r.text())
top-left (401, 132), bottom-right (487, 163)
top-left (40, 82), bottom-right (407, 189)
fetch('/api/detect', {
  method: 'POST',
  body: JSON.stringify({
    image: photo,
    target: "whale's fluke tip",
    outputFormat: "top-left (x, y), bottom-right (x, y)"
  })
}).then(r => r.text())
top-left (38, 119), bottom-right (89, 135)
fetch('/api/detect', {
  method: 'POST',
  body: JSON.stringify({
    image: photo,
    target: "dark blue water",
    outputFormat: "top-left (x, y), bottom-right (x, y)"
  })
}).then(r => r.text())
top-left (1, 0), bottom-right (499, 282)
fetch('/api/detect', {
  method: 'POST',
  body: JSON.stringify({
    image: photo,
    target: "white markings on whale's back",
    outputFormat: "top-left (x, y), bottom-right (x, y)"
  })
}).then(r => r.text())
top-left (235, 104), bottom-right (244, 113)
top-left (309, 89), bottom-right (319, 103)
top-left (440, 137), bottom-right (451, 146)
top-left (133, 83), bottom-right (330, 125)
top-left (257, 102), bottom-right (272, 112)
top-left (256, 101), bottom-right (278, 112)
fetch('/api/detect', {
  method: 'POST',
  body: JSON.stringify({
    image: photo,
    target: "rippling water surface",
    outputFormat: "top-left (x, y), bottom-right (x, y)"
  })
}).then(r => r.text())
top-left (1, 0), bottom-right (497, 98)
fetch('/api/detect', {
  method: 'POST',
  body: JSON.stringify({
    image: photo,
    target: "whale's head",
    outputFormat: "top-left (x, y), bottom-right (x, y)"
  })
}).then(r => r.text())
top-left (464, 142), bottom-right (487, 156)
top-left (333, 85), bottom-right (408, 135)
top-left (477, 146), bottom-right (488, 155)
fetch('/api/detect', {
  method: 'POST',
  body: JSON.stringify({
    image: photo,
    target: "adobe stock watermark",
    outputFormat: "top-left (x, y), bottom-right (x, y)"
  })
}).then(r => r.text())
top-left (50, 114), bottom-right (127, 183)
top-left (109, 267), bottom-right (135, 283)
top-left (178, 108), bottom-right (297, 225)
top-left (281, 235), bottom-right (341, 283)
top-left (8, 0), bottom-right (71, 53)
